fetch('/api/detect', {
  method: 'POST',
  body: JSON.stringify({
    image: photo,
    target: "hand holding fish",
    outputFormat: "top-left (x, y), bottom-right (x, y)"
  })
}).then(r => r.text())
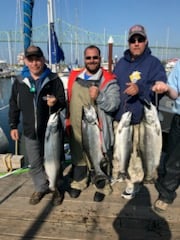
top-left (152, 81), bottom-right (178, 99)
top-left (45, 95), bottom-right (57, 107)
top-left (124, 82), bottom-right (139, 96)
top-left (152, 81), bottom-right (169, 94)
top-left (89, 86), bottom-right (99, 100)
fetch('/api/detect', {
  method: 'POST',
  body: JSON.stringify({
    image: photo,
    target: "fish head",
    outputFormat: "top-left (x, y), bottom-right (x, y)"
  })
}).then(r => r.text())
top-left (116, 111), bottom-right (132, 133)
top-left (83, 104), bottom-right (97, 124)
top-left (121, 111), bottom-right (132, 127)
top-left (144, 103), bottom-right (156, 124)
top-left (47, 112), bottom-right (59, 127)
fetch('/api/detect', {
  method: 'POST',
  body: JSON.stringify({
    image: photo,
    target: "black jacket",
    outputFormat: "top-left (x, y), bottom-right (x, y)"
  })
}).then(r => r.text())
top-left (9, 72), bottom-right (66, 140)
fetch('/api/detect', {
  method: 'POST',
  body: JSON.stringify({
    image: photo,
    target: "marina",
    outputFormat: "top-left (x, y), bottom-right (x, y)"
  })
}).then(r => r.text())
top-left (0, 1), bottom-right (179, 239)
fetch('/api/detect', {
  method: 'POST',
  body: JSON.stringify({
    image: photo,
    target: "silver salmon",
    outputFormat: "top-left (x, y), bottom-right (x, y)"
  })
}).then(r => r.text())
top-left (113, 111), bottom-right (133, 181)
top-left (44, 110), bottom-right (63, 191)
top-left (139, 102), bottom-right (162, 182)
top-left (127, 124), bottom-right (144, 184)
top-left (82, 104), bottom-right (109, 185)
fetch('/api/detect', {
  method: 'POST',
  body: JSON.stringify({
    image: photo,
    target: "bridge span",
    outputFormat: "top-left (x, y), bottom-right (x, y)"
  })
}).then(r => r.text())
top-left (0, 18), bottom-right (180, 65)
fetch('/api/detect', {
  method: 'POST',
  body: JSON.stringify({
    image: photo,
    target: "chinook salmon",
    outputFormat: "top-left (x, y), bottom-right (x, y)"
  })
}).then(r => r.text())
top-left (82, 104), bottom-right (109, 185)
top-left (127, 124), bottom-right (144, 184)
top-left (113, 111), bottom-right (133, 181)
top-left (139, 102), bottom-right (162, 182)
top-left (44, 110), bottom-right (63, 191)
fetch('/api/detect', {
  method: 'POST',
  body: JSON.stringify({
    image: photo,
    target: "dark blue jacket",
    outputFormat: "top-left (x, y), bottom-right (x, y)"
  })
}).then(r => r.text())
top-left (113, 46), bottom-right (167, 124)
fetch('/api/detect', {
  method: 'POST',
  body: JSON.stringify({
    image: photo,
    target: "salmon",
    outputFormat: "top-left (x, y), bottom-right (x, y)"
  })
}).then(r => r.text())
top-left (113, 111), bottom-right (133, 182)
top-left (44, 110), bottom-right (63, 191)
top-left (139, 102), bottom-right (162, 182)
top-left (82, 104), bottom-right (109, 186)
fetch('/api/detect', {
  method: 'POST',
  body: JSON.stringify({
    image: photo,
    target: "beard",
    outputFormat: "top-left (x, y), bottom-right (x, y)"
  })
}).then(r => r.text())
top-left (85, 62), bottom-right (101, 74)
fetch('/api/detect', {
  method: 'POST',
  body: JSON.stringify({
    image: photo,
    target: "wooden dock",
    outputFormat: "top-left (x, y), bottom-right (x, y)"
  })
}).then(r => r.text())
top-left (0, 164), bottom-right (179, 240)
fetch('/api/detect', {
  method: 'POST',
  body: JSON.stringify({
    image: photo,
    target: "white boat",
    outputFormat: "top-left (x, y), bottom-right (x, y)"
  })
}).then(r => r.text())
top-left (0, 127), bottom-right (9, 154)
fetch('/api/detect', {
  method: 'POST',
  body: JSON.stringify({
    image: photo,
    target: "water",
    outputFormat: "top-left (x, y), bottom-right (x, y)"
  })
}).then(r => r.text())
top-left (0, 77), bottom-right (14, 153)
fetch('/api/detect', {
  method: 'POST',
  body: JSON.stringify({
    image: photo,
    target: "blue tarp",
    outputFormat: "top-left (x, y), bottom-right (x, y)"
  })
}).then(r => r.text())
top-left (23, 0), bottom-right (34, 50)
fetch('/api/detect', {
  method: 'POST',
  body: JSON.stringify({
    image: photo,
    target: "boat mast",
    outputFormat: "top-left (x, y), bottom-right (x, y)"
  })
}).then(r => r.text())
top-left (47, 0), bottom-right (57, 72)
top-left (47, 0), bottom-right (65, 72)
top-left (47, 0), bottom-right (53, 71)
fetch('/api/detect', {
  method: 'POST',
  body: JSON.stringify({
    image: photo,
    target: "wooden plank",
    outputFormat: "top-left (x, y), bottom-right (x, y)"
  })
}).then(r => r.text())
top-left (0, 172), bottom-right (179, 240)
top-left (0, 216), bottom-right (179, 240)
top-left (0, 192), bottom-right (179, 239)
top-left (1, 194), bottom-right (180, 222)
top-left (0, 218), bottom-right (114, 240)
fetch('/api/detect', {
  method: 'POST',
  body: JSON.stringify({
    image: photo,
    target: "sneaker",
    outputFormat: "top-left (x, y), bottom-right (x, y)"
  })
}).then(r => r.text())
top-left (153, 199), bottom-right (169, 212)
top-left (121, 184), bottom-right (141, 200)
top-left (69, 188), bottom-right (81, 198)
top-left (29, 191), bottom-right (47, 205)
top-left (52, 189), bottom-right (63, 206)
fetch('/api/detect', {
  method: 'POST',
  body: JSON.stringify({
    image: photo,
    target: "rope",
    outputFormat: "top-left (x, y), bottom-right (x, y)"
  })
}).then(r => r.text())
top-left (2, 154), bottom-right (13, 172)
top-left (0, 168), bottom-right (29, 179)
top-left (0, 104), bottom-right (9, 111)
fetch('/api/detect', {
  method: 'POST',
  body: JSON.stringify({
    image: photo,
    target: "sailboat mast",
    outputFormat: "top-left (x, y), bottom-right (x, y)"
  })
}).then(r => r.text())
top-left (47, 0), bottom-right (53, 68)
top-left (48, 0), bottom-right (57, 72)
top-left (47, 0), bottom-right (65, 72)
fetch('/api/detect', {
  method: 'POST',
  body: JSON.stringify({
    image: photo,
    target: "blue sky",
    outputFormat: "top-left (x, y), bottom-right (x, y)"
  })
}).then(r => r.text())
top-left (0, 0), bottom-right (179, 48)
top-left (0, 0), bottom-right (180, 64)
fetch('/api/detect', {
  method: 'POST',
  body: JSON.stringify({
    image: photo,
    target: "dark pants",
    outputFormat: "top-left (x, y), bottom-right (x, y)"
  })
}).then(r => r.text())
top-left (24, 136), bottom-right (49, 192)
top-left (155, 114), bottom-right (180, 203)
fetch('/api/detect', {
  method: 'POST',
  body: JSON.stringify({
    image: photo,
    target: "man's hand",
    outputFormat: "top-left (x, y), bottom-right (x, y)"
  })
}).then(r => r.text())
top-left (89, 86), bottom-right (99, 100)
top-left (10, 129), bottom-right (19, 141)
top-left (152, 81), bottom-right (169, 94)
top-left (46, 95), bottom-right (57, 107)
top-left (124, 82), bottom-right (139, 96)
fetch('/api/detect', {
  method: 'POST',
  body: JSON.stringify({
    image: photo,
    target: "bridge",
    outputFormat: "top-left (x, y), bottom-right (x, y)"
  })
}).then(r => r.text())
top-left (0, 18), bottom-right (180, 65)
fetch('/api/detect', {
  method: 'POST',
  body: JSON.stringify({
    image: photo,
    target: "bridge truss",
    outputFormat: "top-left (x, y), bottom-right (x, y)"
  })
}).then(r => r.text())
top-left (0, 18), bottom-right (180, 65)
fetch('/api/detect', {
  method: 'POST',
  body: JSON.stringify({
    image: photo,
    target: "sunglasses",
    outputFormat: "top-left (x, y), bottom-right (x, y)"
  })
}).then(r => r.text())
top-left (85, 56), bottom-right (99, 60)
top-left (129, 37), bottom-right (146, 44)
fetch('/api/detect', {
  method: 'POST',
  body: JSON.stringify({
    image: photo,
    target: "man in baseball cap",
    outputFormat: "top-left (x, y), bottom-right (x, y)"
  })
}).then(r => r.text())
top-left (25, 45), bottom-right (44, 58)
top-left (9, 44), bottom-right (66, 206)
top-left (128, 24), bottom-right (147, 40)
top-left (112, 24), bottom-right (167, 201)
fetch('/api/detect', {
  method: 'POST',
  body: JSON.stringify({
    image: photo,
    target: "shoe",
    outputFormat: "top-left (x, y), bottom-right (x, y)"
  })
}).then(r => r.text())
top-left (117, 172), bottom-right (128, 182)
top-left (93, 192), bottom-right (105, 202)
top-left (121, 184), bottom-right (141, 200)
top-left (143, 178), bottom-right (155, 184)
top-left (52, 189), bottom-right (63, 206)
top-left (153, 199), bottom-right (169, 212)
top-left (69, 188), bottom-right (81, 198)
top-left (29, 191), bottom-right (47, 205)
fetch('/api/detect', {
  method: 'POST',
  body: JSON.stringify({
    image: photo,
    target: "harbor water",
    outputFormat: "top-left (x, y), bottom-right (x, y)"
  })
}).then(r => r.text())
top-left (0, 76), bottom-right (28, 165)
top-left (0, 77), bottom-right (14, 153)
